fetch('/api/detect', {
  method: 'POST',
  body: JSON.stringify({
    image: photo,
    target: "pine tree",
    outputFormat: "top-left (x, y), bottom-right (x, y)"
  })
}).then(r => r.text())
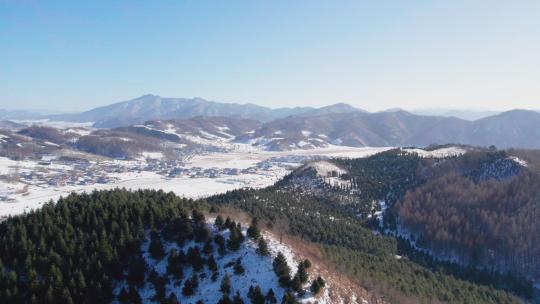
top-left (167, 249), bottom-right (184, 280)
top-left (187, 246), bottom-right (204, 271)
top-left (182, 273), bottom-right (199, 296)
top-left (273, 252), bottom-right (291, 287)
top-left (208, 254), bottom-right (218, 273)
top-left (149, 270), bottom-right (168, 301)
top-left (218, 294), bottom-right (233, 304)
top-left (310, 276), bottom-right (325, 295)
top-left (298, 263), bottom-right (309, 283)
top-left (257, 238), bottom-right (269, 256)
top-left (61, 288), bottom-right (74, 304)
top-left (233, 291), bottom-right (244, 304)
top-left (234, 258), bottom-right (245, 275)
top-left (291, 259), bottom-right (310, 291)
top-left (248, 286), bottom-right (254, 299)
top-left (127, 257), bottom-right (147, 288)
top-left (291, 276), bottom-right (302, 293)
top-left (227, 225), bottom-right (244, 251)
top-left (166, 292), bottom-right (180, 304)
top-left (224, 217), bottom-right (233, 230)
top-left (266, 289), bottom-right (277, 304)
top-left (281, 292), bottom-right (298, 304)
top-left (249, 286), bottom-right (265, 304)
top-left (76, 270), bottom-right (87, 291)
top-left (203, 239), bottom-right (214, 255)
top-left (118, 287), bottom-right (129, 303)
top-left (182, 279), bottom-right (194, 296)
top-left (195, 224), bottom-right (211, 242)
top-left (215, 215), bottom-right (225, 230)
top-left (149, 230), bottom-right (166, 260)
top-left (214, 234), bottom-right (227, 256)
top-left (220, 274), bottom-right (231, 294)
top-left (247, 218), bottom-right (261, 240)
top-left (192, 209), bottom-right (205, 224)
top-left (128, 286), bottom-right (142, 304)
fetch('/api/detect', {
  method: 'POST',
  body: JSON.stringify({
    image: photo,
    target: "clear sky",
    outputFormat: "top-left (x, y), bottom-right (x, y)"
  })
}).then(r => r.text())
top-left (1, 0), bottom-right (539, 112)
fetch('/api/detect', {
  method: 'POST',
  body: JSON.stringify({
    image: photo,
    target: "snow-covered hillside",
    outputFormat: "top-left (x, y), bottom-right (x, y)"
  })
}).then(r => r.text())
top-left (305, 161), bottom-right (352, 190)
top-left (111, 217), bottom-right (351, 304)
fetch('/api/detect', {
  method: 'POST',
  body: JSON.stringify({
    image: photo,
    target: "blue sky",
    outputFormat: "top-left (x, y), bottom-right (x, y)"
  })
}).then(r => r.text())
top-left (1, 1), bottom-right (539, 112)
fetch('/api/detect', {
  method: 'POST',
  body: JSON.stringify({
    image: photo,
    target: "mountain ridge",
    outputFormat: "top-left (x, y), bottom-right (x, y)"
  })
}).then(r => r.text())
top-left (4, 108), bottom-right (540, 160)
top-left (4, 95), bottom-right (540, 151)
top-left (48, 95), bottom-right (367, 128)
top-left (237, 109), bottom-right (540, 150)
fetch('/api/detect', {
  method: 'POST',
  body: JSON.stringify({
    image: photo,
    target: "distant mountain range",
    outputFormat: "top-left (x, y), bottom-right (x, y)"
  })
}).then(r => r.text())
top-left (0, 109), bottom-right (48, 121)
top-left (237, 109), bottom-right (540, 150)
top-left (46, 94), bottom-right (365, 128)
top-left (411, 108), bottom-right (501, 120)
top-left (3, 94), bottom-right (540, 150)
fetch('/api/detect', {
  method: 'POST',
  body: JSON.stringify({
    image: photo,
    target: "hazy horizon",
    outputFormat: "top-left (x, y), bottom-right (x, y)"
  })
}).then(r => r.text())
top-left (1, 1), bottom-right (539, 112)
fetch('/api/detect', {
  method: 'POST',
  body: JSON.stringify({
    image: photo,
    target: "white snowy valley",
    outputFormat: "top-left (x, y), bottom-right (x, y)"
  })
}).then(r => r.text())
top-left (0, 146), bottom-right (393, 218)
top-left (0, 142), bottom-right (469, 219)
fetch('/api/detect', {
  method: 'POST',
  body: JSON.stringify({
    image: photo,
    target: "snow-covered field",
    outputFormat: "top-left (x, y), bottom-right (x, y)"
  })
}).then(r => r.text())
top-left (0, 146), bottom-right (390, 218)
top-left (0, 171), bottom-right (286, 217)
top-left (13, 119), bottom-right (94, 129)
top-left (189, 146), bottom-right (391, 169)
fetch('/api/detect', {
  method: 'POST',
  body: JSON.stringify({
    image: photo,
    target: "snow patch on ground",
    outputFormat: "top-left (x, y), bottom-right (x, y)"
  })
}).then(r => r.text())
top-left (308, 161), bottom-right (347, 177)
top-left (297, 140), bottom-right (310, 148)
top-left (402, 146), bottom-right (466, 158)
top-left (306, 160), bottom-right (353, 190)
top-left (301, 130), bottom-right (312, 137)
top-left (64, 128), bottom-right (92, 136)
top-left (14, 119), bottom-right (94, 128)
top-left (0, 157), bottom-right (34, 175)
top-left (140, 152), bottom-right (164, 160)
top-left (508, 156), bottom-right (528, 167)
top-left (393, 222), bottom-right (462, 265)
top-left (375, 200), bottom-right (386, 228)
top-left (43, 141), bottom-right (59, 147)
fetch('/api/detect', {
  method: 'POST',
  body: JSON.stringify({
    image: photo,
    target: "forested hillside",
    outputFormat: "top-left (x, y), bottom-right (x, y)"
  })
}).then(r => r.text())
top-left (331, 149), bottom-right (539, 296)
top-left (0, 189), bottom-right (202, 303)
top-left (254, 148), bottom-right (539, 301)
top-left (209, 188), bottom-right (519, 303)
top-left (396, 165), bottom-right (540, 281)
top-left (0, 147), bottom-right (536, 303)
top-left (0, 190), bottom-right (330, 304)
